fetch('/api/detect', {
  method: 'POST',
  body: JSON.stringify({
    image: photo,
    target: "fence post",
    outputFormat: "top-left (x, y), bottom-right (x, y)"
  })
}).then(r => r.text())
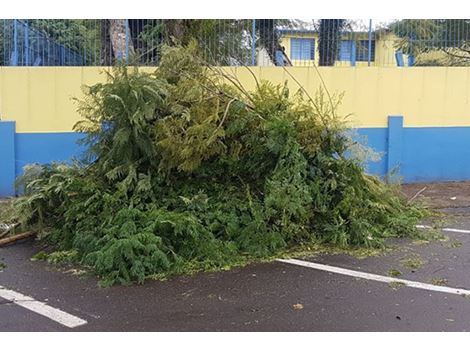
top-left (351, 41), bottom-right (356, 67)
top-left (24, 21), bottom-right (30, 66)
top-left (408, 33), bottom-right (415, 67)
top-left (251, 19), bottom-right (256, 66)
top-left (387, 115), bottom-right (404, 181)
top-left (12, 19), bottom-right (18, 66)
top-left (125, 19), bottom-right (130, 64)
top-left (0, 121), bottom-right (16, 196)
top-left (367, 19), bottom-right (372, 66)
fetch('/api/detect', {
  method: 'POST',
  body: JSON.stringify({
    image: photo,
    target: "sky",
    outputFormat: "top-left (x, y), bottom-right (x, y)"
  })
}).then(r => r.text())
top-left (289, 19), bottom-right (397, 31)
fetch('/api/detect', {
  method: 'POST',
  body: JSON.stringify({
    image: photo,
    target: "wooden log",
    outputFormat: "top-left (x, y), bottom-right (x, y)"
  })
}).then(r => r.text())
top-left (0, 231), bottom-right (36, 247)
top-left (0, 223), bottom-right (20, 239)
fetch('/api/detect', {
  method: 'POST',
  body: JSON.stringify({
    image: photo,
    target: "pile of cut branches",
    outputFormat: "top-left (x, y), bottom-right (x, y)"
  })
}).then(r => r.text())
top-left (3, 44), bottom-right (426, 285)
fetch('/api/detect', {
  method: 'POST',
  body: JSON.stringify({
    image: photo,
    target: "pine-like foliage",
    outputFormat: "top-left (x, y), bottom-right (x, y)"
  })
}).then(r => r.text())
top-left (7, 43), bottom-right (426, 285)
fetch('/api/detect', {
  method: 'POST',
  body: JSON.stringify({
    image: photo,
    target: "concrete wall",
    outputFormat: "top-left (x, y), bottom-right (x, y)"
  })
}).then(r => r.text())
top-left (2, 66), bottom-right (470, 195)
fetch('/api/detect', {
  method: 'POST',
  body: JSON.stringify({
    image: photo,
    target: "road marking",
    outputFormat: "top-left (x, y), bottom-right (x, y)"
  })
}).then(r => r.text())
top-left (416, 224), bottom-right (470, 234)
top-left (0, 285), bottom-right (87, 328)
top-left (277, 258), bottom-right (470, 297)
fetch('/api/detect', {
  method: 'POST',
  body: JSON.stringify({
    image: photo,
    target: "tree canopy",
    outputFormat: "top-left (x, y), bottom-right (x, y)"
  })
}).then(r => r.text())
top-left (389, 19), bottom-right (470, 66)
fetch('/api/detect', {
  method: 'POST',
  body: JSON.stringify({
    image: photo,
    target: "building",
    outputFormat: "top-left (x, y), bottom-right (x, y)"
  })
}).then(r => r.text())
top-left (277, 29), bottom-right (414, 67)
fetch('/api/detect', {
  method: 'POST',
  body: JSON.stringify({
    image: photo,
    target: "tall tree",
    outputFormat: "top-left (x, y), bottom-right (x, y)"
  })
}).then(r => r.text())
top-left (318, 19), bottom-right (346, 66)
top-left (129, 20), bottom-right (238, 64)
top-left (108, 20), bottom-right (134, 60)
top-left (129, 19), bottom-right (293, 66)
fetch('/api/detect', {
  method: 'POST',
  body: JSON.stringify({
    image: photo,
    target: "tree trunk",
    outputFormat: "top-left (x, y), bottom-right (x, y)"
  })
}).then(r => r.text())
top-left (165, 19), bottom-right (189, 45)
top-left (108, 19), bottom-right (134, 61)
top-left (318, 19), bottom-right (346, 66)
top-left (256, 19), bottom-right (291, 66)
top-left (100, 20), bottom-right (113, 65)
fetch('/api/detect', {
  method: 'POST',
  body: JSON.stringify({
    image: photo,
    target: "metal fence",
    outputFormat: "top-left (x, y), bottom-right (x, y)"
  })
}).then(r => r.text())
top-left (1, 19), bottom-right (470, 67)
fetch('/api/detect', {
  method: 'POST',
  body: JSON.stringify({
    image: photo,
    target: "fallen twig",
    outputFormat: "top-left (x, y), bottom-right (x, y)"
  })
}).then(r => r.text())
top-left (408, 187), bottom-right (427, 204)
top-left (0, 231), bottom-right (36, 247)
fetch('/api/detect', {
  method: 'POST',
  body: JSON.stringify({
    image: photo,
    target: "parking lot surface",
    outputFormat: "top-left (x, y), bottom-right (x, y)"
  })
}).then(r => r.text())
top-left (2, 183), bottom-right (470, 331)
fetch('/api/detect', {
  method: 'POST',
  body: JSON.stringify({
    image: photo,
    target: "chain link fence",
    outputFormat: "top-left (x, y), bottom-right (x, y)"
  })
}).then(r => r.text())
top-left (1, 19), bottom-right (470, 67)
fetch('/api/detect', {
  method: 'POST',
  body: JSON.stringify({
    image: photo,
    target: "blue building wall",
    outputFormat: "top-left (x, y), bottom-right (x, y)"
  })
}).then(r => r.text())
top-left (358, 117), bottom-right (470, 183)
top-left (14, 132), bottom-right (86, 177)
top-left (0, 122), bottom-right (16, 196)
top-left (401, 127), bottom-right (470, 182)
top-left (0, 122), bottom-right (86, 197)
top-left (3, 117), bottom-right (470, 196)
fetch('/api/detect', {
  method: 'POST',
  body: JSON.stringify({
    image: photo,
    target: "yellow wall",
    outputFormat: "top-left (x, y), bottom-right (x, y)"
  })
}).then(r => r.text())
top-left (0, 67), bottom-right (103, 133)
top-left (2, 66), bottom-right (470, 132)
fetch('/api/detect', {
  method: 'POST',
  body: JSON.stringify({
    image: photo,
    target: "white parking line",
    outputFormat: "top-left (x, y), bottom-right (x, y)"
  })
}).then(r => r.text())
top-left (0, 285), bottom-right (87, 328)
top-left (277, 258), bottom-right (470, 297)
top-left (416, 224), bottom-right (470, 234)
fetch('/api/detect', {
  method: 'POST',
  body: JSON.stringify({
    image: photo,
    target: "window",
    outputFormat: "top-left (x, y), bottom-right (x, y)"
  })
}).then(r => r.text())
top-left (337, 40), bottom-right (353, 61)
top-left (290, 38), bottom-right (315, 60)
top-left (337, 39), bottom-right (376, 62)
top-left (356, 40), bottom-right (376, 62)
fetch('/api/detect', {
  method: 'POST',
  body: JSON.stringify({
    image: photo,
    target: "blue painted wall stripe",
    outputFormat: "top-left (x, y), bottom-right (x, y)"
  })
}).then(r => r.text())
top-left (352, 127), bottom-right (388, 177)
top-left (0, 130), bottom-right (86, 196)
top-left (0, 121), bottom-right (16, 196)
top-left (5, 122), bottom-right (470, 196)
top-left (14, 132), bottom-right (87, 178)
top-left (402, 126), bottom-right (470, 182)
top-left (387, 115), bottom-right (404, 179)
top-left (359, 124), bottom-right (470, 183)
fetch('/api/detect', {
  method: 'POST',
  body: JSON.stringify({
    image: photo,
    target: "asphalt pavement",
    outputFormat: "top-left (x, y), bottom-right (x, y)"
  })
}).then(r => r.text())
top-left (1, 207), bottom-right (470, 331)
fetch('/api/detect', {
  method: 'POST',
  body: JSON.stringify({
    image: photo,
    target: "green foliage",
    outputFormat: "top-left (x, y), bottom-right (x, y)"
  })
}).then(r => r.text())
top-left (28, 20), bottom-right (101, 65)
top-left (9, 44), bottom-right (426, 285)
top-left (389, 19), bottom-right (470, 66)
top-left (0, 199), bottom-right (15, 225)
top-left (430, 277), bottom-right (448, 286)
top-left (50, 250), bottom-right (78, 264)
top-left (388, 269), bottom-right (402, 277)
top-left (0, 19), bottom-right (297, 67)
top-left (400, 255), bottom-right (426, 270)
top-left (137, 19), bottom-right (295, 66)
